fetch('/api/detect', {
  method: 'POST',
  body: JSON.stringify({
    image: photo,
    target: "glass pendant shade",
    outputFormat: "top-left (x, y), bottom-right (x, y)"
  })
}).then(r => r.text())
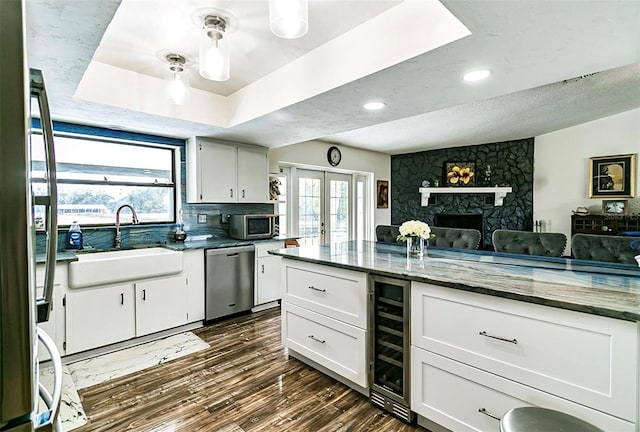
top-left (199, 20), bottom-right (230, 81)
top-left (165, 54), bottom-right (190, 105)
top-left (269, 0), bottom-right (308, 39)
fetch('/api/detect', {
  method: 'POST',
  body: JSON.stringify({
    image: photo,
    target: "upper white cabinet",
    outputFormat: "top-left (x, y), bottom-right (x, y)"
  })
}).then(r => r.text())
top-left (186, 137), bottom-right (268, 203)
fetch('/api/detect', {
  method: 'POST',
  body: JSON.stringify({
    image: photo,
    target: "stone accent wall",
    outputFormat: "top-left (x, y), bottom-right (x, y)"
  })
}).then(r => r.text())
top-left (391, 138), bottom-right (534, 249)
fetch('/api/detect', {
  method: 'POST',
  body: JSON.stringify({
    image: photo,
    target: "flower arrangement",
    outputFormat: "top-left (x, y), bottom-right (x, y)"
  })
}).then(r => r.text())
top-left (396, 220), bottom-right (435, 241)
top-left (446, 165), bottom-right (474, 185)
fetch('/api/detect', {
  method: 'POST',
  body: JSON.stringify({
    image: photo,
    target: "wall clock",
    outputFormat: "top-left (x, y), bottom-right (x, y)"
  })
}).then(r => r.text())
top-left (327, 146), bottom-right (342, 167)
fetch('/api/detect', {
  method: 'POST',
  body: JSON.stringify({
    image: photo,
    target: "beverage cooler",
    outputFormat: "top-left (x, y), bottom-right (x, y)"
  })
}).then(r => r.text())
top-left (368, 275), bottom-right (413, 423)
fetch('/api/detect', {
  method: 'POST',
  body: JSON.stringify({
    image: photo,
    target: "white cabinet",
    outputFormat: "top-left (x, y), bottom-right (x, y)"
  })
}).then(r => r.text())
top-left (36, 263), bottom-right (68, 360)
top-left (186, 137), bottom-right (268, 203)
top-left (183, 249), bottom-right (205, 322)
top-left (255, 241), bottom-right (283, 305)
top-left (135, 276), bottom-right (188, 337)
top-left (66, 283), bottom-right (136, 354)
top-left (410, 282), bottom-right (638, 431)
top-left (64, 256), bottom-right (204, 355)
top-left (281, 260), bottom-right (368, 389)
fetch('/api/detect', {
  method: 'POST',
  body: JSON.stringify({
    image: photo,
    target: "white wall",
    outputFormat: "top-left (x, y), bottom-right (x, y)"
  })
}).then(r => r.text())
top-left (534, 108), bottom-right (640, 242)
top-left (268, 140), bottom-right (391, 228)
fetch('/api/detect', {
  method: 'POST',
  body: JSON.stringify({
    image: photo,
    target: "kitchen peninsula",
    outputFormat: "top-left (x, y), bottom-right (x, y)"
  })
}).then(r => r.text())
top-left (271, 241), bottom-right (640, 432)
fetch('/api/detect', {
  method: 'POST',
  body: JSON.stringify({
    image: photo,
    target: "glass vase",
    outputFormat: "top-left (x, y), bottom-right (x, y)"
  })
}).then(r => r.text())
top-left (407, 236), bottom-right (425, 258)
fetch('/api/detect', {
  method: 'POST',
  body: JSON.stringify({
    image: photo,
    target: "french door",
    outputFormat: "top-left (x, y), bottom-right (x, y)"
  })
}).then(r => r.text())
top-left (295, 170), bottom-right (353, 246)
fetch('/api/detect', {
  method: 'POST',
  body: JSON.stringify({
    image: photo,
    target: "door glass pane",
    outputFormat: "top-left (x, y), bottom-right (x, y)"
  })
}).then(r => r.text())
top-left (329, 179), bottom-right (349, 244)
top-left (298, 177), bottom-right (322, 247)
top-left (357, 180), bottom-right (364, 241)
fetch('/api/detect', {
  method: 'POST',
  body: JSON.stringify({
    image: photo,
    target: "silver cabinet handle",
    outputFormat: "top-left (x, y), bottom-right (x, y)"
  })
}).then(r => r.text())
top-left (230, 189), bottom-right (233, 197)
top-left (308, 335), bottom-right (325, 344)
top-left (36, 328), bottom-right (62, 431)
top-left (478, 408), bottom-right (501, 421)
top-left (261, 264), bottom-right (265, 274)
top-left (242, 189), bottom-right (245, 198)
top-left (142, 289), bottom-right (146, 301)
top-left (120, 293), bottom-right (124, 305)
top-left (308, 286), bottom-right (326, 292)
top-left (479, 331), bottom-right (517, 344)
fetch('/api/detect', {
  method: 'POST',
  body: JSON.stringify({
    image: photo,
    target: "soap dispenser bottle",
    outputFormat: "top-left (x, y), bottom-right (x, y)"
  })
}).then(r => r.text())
top-left (66, 221), bottom-right (83, 250)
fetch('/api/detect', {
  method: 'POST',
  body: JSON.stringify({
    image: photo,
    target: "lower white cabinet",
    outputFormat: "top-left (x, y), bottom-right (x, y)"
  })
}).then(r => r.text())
top-left (135, 276), bottom-right (187, 337)
top-left (255, 241), bottom-right (284, 305)
top-left (36, 263), bottom-right (68, 360)
top-left (410, 282), bottom-right (639, 431)
top-left (411, 348), bottom-right (634, 432)
top-left (282, 302), bottom-right (367, 388)
top-left (183, 249), bottom-right (205, 322)
top-left (281, 259), bottom-right (368, 390)
top-left (66, 283), bottom-right (136, 354)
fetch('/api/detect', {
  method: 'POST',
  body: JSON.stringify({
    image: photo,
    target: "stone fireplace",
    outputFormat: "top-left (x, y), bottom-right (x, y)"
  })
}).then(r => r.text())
top-left (391, 138), bottom-right (534, 250)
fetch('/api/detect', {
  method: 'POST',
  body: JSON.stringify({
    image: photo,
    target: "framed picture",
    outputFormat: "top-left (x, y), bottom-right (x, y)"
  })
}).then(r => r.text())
top-left (376, 180), bottom-right (389, 208)
top-left (589, 153), bottom-right (636, 198)
top-left (443, 161), bottom-right (475, 186)
top-left (602, 199), bottom-right (628, 215)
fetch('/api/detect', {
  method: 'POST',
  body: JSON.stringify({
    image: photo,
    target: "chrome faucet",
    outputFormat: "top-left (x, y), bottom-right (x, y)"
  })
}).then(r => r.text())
top-left (114, 204), bottom-right (139, 248)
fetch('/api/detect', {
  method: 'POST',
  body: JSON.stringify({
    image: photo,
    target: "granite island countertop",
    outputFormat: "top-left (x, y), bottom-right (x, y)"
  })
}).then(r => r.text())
top-left (269, 240), bottom-right (640, 322)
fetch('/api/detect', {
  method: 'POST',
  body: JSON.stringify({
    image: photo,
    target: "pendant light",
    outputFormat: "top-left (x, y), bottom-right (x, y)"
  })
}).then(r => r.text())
top-left (165, 54), bottom-right (190, 105)
top-left (199, 15), bottom-right (230, 81)
top-left (269, 0), bottom-right (308, 39)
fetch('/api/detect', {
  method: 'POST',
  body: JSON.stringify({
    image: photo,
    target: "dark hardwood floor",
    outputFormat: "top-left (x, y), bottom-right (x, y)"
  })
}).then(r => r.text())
top-left (75, 308), bottom-right (424, 431)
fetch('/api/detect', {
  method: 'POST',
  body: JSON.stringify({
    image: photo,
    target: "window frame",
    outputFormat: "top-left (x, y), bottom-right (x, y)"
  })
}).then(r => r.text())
top-left (31, 129), bottom-right (180, 228)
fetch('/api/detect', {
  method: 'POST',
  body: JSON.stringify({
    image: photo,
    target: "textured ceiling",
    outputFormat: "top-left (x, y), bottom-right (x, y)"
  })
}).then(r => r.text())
top-left (25, 0), bottom-right (640, 155)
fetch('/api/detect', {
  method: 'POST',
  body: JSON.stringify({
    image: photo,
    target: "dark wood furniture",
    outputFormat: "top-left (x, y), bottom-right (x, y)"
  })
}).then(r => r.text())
top-left (571, 214), bottom-right (640, 237)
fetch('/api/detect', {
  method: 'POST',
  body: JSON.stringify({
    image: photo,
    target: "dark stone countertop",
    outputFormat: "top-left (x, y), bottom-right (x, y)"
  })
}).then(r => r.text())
top-left (269, 240), bottom-right (640, 322)
top-left (42, 235), bottom-right (298, 263)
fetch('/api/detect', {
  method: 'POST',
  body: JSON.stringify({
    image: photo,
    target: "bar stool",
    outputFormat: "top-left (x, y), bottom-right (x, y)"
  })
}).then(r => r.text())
top-left (500, 407), bottom-right (603, 432)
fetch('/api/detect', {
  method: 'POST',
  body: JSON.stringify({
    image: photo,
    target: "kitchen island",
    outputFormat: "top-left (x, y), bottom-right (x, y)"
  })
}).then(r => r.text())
top-left (270, 241), bottom-right (640, 432)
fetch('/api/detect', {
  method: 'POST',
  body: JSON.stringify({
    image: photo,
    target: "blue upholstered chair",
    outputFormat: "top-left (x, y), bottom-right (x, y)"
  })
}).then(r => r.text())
top-left (571, 234), bottom-right (640, 265)
top-left (375, 225), bottom-right (481, 250)
top-left (492, 229), bottom-right (567, 257)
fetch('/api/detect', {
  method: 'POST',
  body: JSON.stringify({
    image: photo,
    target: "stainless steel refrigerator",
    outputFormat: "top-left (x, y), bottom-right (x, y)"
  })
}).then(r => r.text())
top-left (1, 0), bottom-right (62, 430)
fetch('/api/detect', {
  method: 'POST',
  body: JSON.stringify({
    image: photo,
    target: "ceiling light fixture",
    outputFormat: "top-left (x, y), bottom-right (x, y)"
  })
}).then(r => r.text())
top-left (199, 15), bottom-right (230, 81)
top-left (363, 101), bottom-right (386, 111)
top-left (463, 69), bottom-right (491, 82)
top-left (165, 54), bottom-right (190, 105)
top-left (269, 0), bottom-right (308, 39)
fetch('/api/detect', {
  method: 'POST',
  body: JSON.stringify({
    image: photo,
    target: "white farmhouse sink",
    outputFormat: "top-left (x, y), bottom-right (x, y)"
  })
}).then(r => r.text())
top-left (68, 247), bottom-right (183, 288)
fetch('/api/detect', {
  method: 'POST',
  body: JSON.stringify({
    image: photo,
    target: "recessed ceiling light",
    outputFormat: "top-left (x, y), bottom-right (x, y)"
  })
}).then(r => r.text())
top-left (363, 101), bottom-right (386, 111)
top-left (463, 69), bottom-right (491, 82)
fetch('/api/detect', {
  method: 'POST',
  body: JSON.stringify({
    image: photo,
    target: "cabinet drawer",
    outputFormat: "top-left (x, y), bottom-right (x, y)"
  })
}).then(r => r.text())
top-left (411, 348), bottom-right (634, 432)
top-left (255, 241), bottom-right (283, 258)
top-left (284, 261), bottom-right (367, 328)
top-left (282, 302), bottom-right (367, 388)
top-left (411, 282), bottom-right (638, 421)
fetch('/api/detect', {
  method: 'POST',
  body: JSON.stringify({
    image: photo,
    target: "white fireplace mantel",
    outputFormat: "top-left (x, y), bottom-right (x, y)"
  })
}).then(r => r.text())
top-left (418, 187), bottom-right (513, 207)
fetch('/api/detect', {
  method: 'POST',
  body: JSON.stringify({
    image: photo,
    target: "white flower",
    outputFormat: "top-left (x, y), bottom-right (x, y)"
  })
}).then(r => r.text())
top-left (397, 220), bottom-right (433, 240)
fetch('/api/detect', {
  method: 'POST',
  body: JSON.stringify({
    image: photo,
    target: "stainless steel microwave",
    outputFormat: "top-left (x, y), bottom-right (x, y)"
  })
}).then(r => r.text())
top-left (229, 214), bottom-right (277, 240)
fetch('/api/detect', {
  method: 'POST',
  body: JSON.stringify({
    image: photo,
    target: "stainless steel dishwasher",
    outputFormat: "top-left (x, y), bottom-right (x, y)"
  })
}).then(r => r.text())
top-left (205, 245), bottom-right (255, 320)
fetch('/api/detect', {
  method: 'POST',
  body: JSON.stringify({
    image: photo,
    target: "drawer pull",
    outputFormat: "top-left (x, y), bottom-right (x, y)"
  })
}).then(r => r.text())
top-left (479, 331), bottom-right (517, 344)
top-left (308, 286), bottom-right (326, 293)
top-left (308, 335), bottom-right (326, 344)
top-left (478, 408), bottom-right (501, 421)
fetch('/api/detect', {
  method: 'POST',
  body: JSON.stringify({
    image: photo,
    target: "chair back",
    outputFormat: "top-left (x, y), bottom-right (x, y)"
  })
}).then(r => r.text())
top-left (571, 234), bottom-right (640, 265)
top-left (431, 227), bottom-right (481, 250)
top-left (375, 225), bottom-right (402, 244)
top-left (492, 229), bottom-right (567, 257)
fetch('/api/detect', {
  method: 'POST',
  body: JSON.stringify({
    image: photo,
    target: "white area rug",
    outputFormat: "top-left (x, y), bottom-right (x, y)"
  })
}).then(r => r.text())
top-left (40, 331), bottom-right (209, 431)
